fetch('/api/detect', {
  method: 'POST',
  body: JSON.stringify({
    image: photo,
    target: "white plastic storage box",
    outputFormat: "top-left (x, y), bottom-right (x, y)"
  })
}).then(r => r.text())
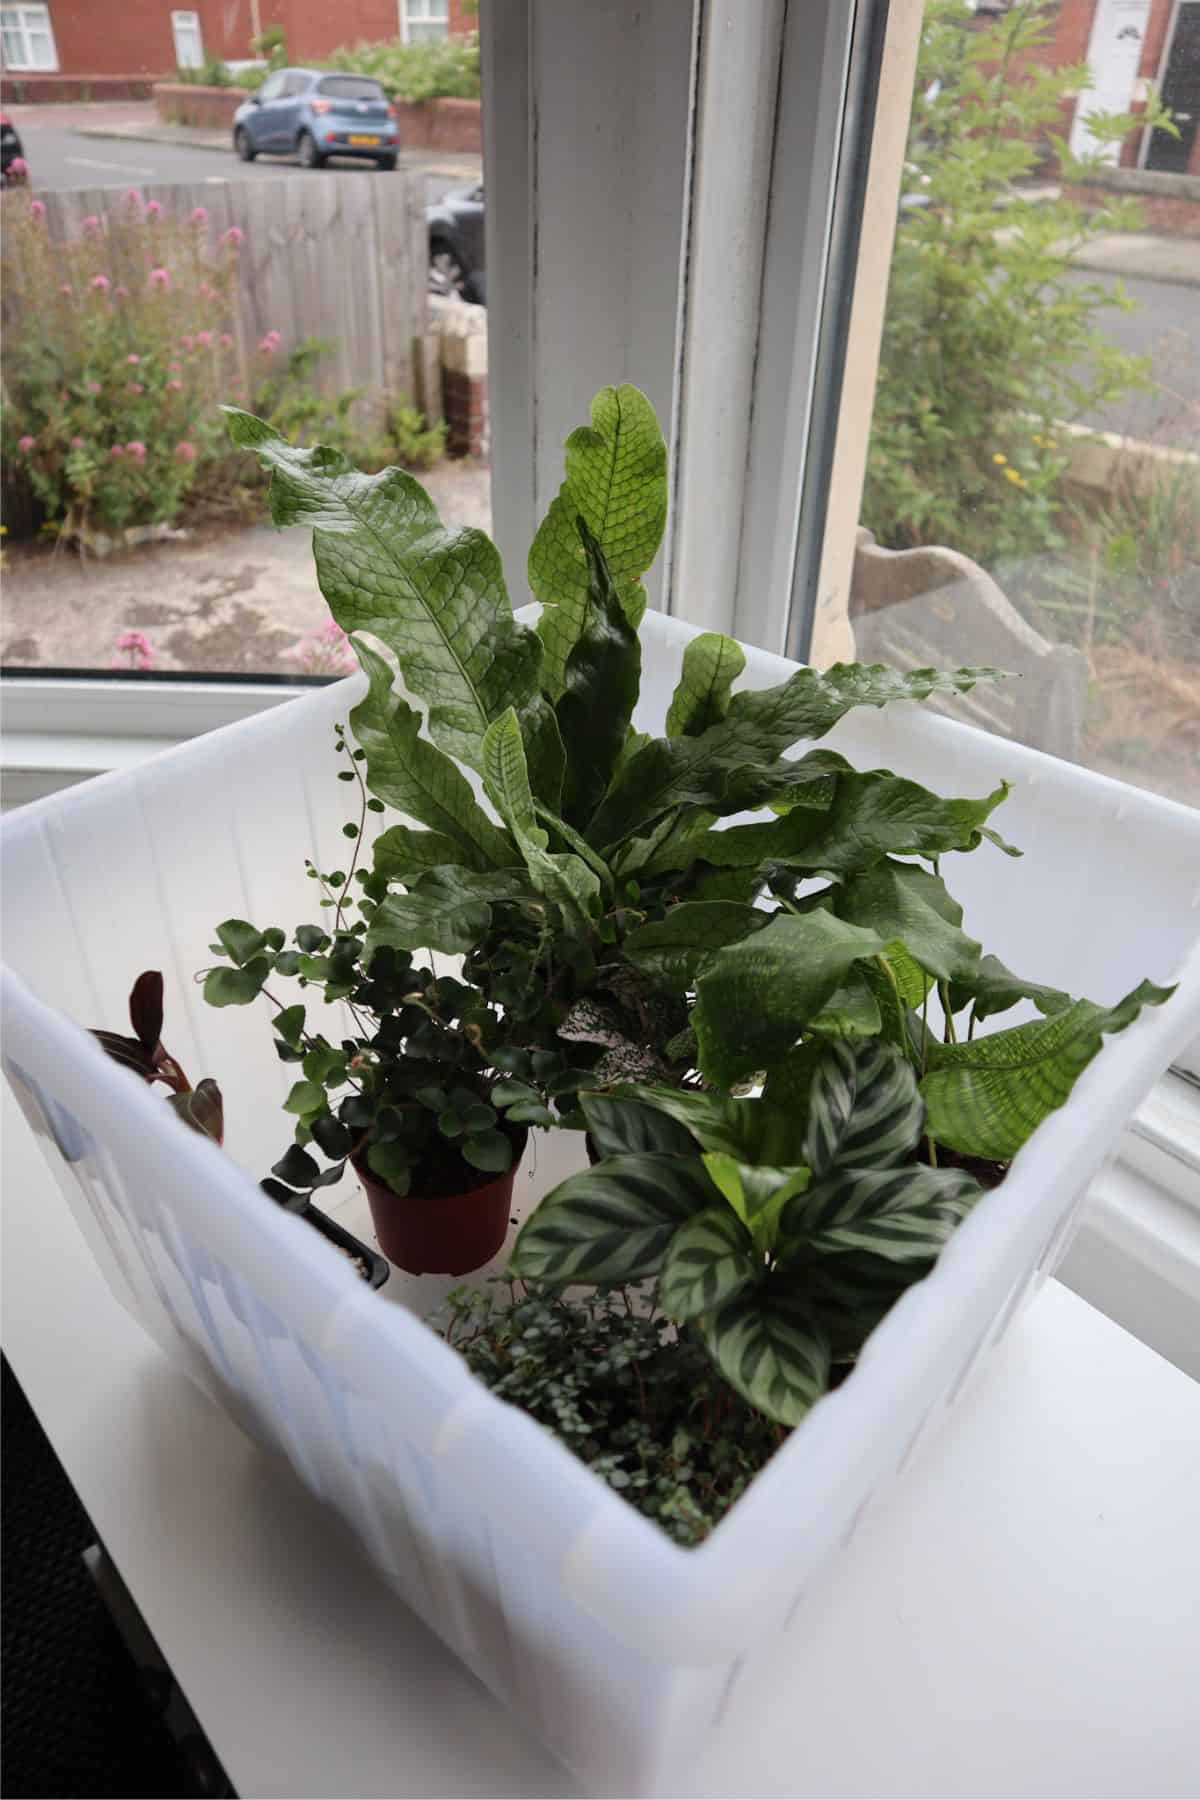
top-left (4, 610), bottom-right (1199, 1796)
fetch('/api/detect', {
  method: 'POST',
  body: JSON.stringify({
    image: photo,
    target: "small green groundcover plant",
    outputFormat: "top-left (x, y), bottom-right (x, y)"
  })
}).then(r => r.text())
top-left (201, 381), bottom-right (1170, 1528)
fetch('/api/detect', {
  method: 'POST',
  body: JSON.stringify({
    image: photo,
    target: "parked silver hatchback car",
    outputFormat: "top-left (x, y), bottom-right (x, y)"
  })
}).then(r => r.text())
top-left (233, 69), bottom-right (400, 171)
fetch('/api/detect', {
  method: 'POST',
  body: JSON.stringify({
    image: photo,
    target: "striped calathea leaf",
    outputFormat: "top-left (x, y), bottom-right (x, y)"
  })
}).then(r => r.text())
top-left (802, 1038), bottom-right (925, 1176)
top-left (698, 1288), bottom-right (831, 1428)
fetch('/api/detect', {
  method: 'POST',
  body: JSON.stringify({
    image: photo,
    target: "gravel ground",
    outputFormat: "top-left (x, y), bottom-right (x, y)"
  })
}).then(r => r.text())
top-left (1, 460), bottom-right (492, 676)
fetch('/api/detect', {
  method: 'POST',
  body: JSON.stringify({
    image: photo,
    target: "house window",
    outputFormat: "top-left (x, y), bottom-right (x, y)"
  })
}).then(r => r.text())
top-left (171, 9), bottom-right (204, 70)
top-left (401, 0), bottom-right (450, 45)
top-left (0, 3), bottom-right (58, 71)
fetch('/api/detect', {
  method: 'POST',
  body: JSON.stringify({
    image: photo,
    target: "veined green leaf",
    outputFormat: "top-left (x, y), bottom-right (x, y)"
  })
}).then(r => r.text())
top-left (834, 859), bottom-right (982, 982)
top-left (534, 803), bottom-right (616, 898)
top-left (698, 1288), bottom-right (830, 1426)
top-left (701, 1153), bottom-right (810, 1253)
top-left (510, 1151), bottom-right (717, 1285)
top-left (364, 890), bottom-right (491, 959)
top-left (589, 663), bottom-right (1004, 848)
top-left (806, 969), bottom-right (884, 1038)
top-left (530, 385), bottom-right (668, 700)
top-left (666, 634), bottom-right (746, 738)
top-left (516, 693), bottom-right (567, 811)
top-left (372, 825), bottom-right (476, 884)
top-left (620, 1085), bottom-right (771, 1160)
top-left (803, 1038), bottom-right (925, 1177)
top-left (223, 408), bottom-right (540, 768)
top-left (946, 952), bottom-right (1071, 1024)
top-left (660, 1206), bottom-right (759, 1321)
top-left (693, 912), bottom-right (887, 1089)
top-left (921, 979), bottom-right (1176, 1161)
top-left (555, 520), bottom-right (642, 828)
top-left (580, 1092), bottom-right (699, 1158)
top-left (349, 644), bottom-right (515, 869)
top-left (622, 901), bottom-right (768, 995)
top-left (482, 707), bottom-right (601, 925)
top-left (781, 1163), bottom-right (980, 1263)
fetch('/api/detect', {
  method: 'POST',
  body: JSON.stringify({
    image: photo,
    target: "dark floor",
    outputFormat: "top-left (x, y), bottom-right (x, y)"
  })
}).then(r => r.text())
top-left (1, 1357), bottom-right (192, 1799)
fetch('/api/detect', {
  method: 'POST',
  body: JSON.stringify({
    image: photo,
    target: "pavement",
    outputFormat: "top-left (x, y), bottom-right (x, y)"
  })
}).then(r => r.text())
top-left (0, 461), bottom-right (492, 675)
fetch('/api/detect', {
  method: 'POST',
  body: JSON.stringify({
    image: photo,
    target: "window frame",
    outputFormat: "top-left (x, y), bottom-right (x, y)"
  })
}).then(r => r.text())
top-left (0, 2), bottom-right (59, 71)
top-left (170, 8), bottom-right (204, 71)
top-left (400, 0), bottom-right (450, 46)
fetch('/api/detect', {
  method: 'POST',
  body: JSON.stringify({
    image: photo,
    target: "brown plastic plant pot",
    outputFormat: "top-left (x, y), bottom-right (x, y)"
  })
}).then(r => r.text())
top-left (352, 1131), bottom-right (527, 1277)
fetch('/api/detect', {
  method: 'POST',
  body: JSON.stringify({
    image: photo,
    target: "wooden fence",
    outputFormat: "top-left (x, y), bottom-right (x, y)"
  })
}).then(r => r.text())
top-left (5, 174), bottom-right (436, 413)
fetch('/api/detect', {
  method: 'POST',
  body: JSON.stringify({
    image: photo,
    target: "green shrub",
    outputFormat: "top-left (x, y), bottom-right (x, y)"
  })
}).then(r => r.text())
top-left (325, 32), bottom-right (480, 103)
top-left (862, 0), bottom-right (1173, 567)
top-left (2, 194), bottom-right (244, 538)
top-left (174, 52), bottom-right (234, 87)
top-left (248, 337), bottom-right (445, 470)
top-left (250, 24), bottom-right (287, 68)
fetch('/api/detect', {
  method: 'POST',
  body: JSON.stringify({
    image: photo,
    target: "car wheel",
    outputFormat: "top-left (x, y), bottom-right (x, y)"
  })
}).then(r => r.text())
top-left (374, 154), bottom-right (397, 172)
top-left (428, 243), bottom-right (466, 298)
top-left (297, 130), bottom-right (323, 170)
top-left (234, 126), bottom-right (256, 163)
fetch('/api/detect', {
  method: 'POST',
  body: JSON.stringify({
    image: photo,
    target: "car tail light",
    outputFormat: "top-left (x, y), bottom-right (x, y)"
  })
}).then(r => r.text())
top-left (311, 98), bottom-right (332, 114)
top-left (324, 130), bottom-right (335, 143)
top-left (386, 103), bottom-right (398, 121)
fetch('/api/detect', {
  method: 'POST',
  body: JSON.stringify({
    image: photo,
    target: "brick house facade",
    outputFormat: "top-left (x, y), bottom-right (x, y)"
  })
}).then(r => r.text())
top-left (1046, 0), bottom-right (1200, 176)
top-left (1, 0), bottom-right (475, 81)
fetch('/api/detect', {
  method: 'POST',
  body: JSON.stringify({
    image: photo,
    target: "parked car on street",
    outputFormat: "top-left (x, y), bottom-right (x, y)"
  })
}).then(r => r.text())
top-left (426, 184), bottom-right (486, 304)
top-left (1, 113), bottom-right (27, 185)
top-left (233, 70), bottom-right (399, 171)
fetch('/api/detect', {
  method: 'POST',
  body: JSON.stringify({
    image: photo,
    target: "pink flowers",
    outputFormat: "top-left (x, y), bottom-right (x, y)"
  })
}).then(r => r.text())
top-left (257, 329), bottom-right (282, 356)
top-left (29, 198), bottom-right (46, 221)
top-left (222, 225), bottom-right (244, 248)
top-left (190, 206), bottom-right (209, 227)
top-left (70, 436), bottom-right (85, 449)
top-left (59, 283), bottom-right (73, 297)
top-left (126, 382), bottom-right (145, 394)
top-left (82, 215), bottom-right (101, 236)
top-left (112, 630), bottom-right (156, 673)
top-left (180, 334), bottom-right (194, 351)
top-left (145, 199), bottom-right (163, 219)
top-left (125, 188), bottom-right (143, 208)
top-left (195, 329), bottom-right (213, 349)
top-left (125, 441), bottom-right (147, 462)
top-left (9, 156), bottom-right (27, 176)
top-left (174, 441), bottom-right (197, 462)
top-left (109, 444), bottom-right (125, 459)
top-left (17, 435), bottom-right (36, 453)
top-left (148, 266), bottom-right (170, 290)
top-left (167, 379), bottom-right (184, 392)
top-left (126, 353), bottom-right (141, 365)
top-left (288, 620), bottom-right (357, 678)
top-left (219, 331), bottom-right (233, 349)
top-left (90, 274), bottom-right (111, 294)
top-left (168, 360), bottom-right (182, 373)
top-left (86, 381), bottom-right (102, 395)
top-left (114, 284), bottom-right (130, 300)
top-left (198, 280), bottom-right (216, 302)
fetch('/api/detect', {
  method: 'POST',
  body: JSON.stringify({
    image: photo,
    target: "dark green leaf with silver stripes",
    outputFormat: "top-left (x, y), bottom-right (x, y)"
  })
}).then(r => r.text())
top-left (802, 1037), bottom-right (925, 1177)
top-left (509, 1151), bottom-right (717, 1286)
top-left (660, 1207), bottom-right (760, 1321)
top-left (781, 1163), bottom-right (981, 1264)
top-left (698, 1288), bottom-right (831, 1426)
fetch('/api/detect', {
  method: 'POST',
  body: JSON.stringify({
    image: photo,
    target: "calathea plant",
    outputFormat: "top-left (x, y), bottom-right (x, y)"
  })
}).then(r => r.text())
top-left (219, 386), bottom-right (1008, 1096)
top-left (511, 1043), bottom-right (982, 1425)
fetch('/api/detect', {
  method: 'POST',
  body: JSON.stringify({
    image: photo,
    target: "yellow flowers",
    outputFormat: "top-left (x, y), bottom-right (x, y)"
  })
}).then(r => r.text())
top-left (1003, 467), bottom-right (1026, 487)
top-left (1030, 432), bottom-right (1059, 450)
top-left (992, 452), bottom-right (1007, 465)
top-left (991, 450), bottom-right (1027, 487)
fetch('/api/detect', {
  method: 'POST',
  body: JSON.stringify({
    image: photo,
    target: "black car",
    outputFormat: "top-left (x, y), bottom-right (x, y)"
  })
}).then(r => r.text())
top-left (426, 183), bottom-right (485, 304)
top-left (1, 113), bottom-right (26, 185)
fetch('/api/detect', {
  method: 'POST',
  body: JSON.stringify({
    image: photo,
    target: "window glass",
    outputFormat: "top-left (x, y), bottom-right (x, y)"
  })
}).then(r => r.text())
top-left (855, 0), bottom-right (1200, 807)
top-left (317, 76), bottom-right (387, 100)
top-left (1, 14), bottom-right (485, 684)
top-left (404, 0), bottom-right (451, 44)
top-left (1, 4), bottom-right (57, 70)
top-left (170, 10), bottom-right (203, 70)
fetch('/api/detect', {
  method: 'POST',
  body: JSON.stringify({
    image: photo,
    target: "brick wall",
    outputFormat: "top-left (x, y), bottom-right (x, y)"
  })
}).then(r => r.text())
top-left (154, 83), bottom-right (248, 131)
top-left (0, 73), bottom-right (157, 102)
top-left (395, 98), bottom-right (480, 153)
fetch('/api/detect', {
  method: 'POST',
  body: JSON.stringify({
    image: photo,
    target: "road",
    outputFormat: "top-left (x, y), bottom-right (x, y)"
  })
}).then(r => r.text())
top-left (7, 106), bottom-right (479, 207)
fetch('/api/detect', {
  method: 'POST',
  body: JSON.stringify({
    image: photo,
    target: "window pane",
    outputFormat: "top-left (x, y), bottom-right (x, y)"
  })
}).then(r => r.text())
top-left (409, 22), bottom-right (450, 42)
top-left (855, 0), bottom-right (1200, 807)
top-left (0, 16), bottom-right (486, 682)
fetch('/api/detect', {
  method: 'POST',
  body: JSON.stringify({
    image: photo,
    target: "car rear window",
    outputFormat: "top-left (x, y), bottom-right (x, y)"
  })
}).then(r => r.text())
top-left (317, 77), bottom-right (386, 101)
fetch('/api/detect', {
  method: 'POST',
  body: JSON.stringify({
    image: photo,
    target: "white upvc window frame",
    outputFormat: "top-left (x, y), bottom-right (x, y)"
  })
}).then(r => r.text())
top-left (399, 0), bottom-right (450, 46)
top-left (170, 10), bottom-right (205, 70)
top-left (2, 0), bottom-right (1197, 1364)
top-left (0, 2), bottom-right (58, 71)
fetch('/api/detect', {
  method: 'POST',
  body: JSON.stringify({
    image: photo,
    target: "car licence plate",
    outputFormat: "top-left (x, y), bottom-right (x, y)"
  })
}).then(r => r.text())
top-left (348, 134), bottom-right (380, 146)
